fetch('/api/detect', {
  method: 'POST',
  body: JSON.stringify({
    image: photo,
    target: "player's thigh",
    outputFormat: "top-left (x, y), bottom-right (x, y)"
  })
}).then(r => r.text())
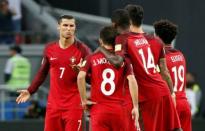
top-left (90, 114), bottom-right (108, 131)
top-left (44, 108), bottom-right (63, 131)
top-left (139, 98), bottom-right (161, 131)
top-left (63, 109), bottom-right (83, 131)
top-left (177, 99), bottom-right (192, 131)
top-left (162, 95), bottom-right (181, 131)
top-left (111, 113), bottom-right (126, 131)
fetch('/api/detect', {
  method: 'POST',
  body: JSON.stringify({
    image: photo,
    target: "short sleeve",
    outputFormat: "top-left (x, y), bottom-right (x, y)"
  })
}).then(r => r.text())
top-left (124, 58), bottom-right (134, 77)
top-left (79, 43), bottom-right (92, 59)
top-left (80, 55), bottom-right (92, 73)
top-left (115, 35), bottom-right (128, 57)
top-left (160, 47), bottom-right (165, 59)
top-left (156, 37), bottom-right (165, 59)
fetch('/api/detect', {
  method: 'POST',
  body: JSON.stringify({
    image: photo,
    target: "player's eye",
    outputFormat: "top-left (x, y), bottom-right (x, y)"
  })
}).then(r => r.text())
top-left (70, 24), bottom-right (74, 27)
top-left (62, 24), bottom-right (68, 27)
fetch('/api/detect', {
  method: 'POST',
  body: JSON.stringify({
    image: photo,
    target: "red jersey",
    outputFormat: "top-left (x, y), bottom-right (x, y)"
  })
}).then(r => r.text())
top-left (144, 34), bottom-right (165, 64)
top-left (81, 50), bottom-right (133, 105)
top-left (165, 46), bottom-right (187, 99)
top-left (28, 40), bottom-right (91, 109)
top-left (115, 32), bottom-right (169, 102)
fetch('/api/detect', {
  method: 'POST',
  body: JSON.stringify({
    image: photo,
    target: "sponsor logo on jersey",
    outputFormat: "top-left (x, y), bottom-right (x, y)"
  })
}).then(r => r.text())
top-left (50, 57), bottom-right (57, 60)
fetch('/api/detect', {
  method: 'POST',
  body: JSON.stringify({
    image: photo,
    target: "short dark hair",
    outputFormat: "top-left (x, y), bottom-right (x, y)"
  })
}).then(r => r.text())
top-left (10, 45), bottom-right (22, 54)
top-left (124, 4), bottom-right (144, 27)
top-left (111, 9), bottom-right (130, 29)
top-left (100, 26), bottom-right (118, 46)
top-left (154, 19), bottom-right (178, 44)
top-left (58, 15), bottom-right (75, 24)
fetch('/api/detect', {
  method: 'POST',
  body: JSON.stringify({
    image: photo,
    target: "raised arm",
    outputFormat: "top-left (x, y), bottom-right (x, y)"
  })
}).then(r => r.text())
top-left (99, 46), bottom-right (124, 68)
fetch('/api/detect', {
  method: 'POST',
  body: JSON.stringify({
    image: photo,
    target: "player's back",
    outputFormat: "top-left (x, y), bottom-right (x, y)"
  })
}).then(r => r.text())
top-left (87, 50), bottom-right (129, 131)
top-left (165, 46), bottom-right (187, 99)
top-left (120, 32), bottom-right (169, 102)
top-left (88, 51), bottom-right (128, 105)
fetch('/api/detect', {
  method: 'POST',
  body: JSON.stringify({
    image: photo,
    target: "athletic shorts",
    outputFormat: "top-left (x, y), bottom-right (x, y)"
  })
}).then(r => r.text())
top-left (90, 104), bottom-right (126, 131)
top-left (139, 97), bottom-right (161, 131)
top-left (156, 95), bottom-right (181, 131)
top-left (44, 108), bottom-right (83, 131)
top-left (176, 98), bottom-right (192, 131)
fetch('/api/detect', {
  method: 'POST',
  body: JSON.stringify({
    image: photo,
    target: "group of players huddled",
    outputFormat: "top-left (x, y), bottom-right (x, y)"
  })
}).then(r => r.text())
top-left (15, 4), bottom-right (191, 131)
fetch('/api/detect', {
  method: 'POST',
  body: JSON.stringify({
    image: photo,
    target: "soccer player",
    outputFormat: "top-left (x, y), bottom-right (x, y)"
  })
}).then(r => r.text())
top-left (110, 9), bottom-right (138, 131)
top-left (100, 6), bottom-right (182, 131)
top-left (16, 15), bottom-right (91, 131)
top-left (154, 19), bottom-right (192, 131)
top-left (77, 26), bottom-right (139, 131)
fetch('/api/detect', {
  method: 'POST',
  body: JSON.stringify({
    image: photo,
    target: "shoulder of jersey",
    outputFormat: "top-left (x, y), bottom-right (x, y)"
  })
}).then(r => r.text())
top-left (165, 47), bottom-right (181, 54)
top-left (44, 41), bottom-right (58, 49)
top-left (75, 39), bottom-right (90, 50)
top-left (145, 34), bottom-right (164, 45)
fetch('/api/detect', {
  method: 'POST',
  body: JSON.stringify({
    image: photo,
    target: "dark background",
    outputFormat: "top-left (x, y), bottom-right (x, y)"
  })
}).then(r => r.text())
top-left (47, 0), bottom-right (205, 114)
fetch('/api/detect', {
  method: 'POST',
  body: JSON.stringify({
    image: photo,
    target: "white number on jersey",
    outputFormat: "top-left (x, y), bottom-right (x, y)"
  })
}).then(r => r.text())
top-left (59, 67), bottom-right (65, 79)
top-left (172, 65), bottom-right (185, 92)
top-left (77, 120), bottom-right (82, 131)
top-left (138, 47), bottom-right (156, 74)
top-left (100, 68), bottom-right (115, 96)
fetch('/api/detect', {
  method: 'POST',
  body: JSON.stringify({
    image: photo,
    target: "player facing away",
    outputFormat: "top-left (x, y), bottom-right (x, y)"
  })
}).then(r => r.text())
top-left (16, 15), bottom-right (91, 131)
top-left (124, 5), bottom-right (182, 131)
top-left (110, 9), bottom-right (139, 131)
top-left (100, 6), bottom-right (182, 131)
top-left (154, 19), bottom-right (192, 131)
top-left (77, 26), bottom-right (139, 131)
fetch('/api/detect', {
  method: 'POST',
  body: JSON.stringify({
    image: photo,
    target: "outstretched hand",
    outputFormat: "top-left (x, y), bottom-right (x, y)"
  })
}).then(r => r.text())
top-left (16, 90), bottom-right (31, 104)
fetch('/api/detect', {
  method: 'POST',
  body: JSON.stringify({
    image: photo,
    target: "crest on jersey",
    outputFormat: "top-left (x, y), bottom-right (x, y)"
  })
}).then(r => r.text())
top-left (69, 56), bottom-right (76, 65)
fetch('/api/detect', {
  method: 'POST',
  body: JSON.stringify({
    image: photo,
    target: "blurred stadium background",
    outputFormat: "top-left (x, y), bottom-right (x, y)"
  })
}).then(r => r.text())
top-left (0, 0), bottom-right (205, 131)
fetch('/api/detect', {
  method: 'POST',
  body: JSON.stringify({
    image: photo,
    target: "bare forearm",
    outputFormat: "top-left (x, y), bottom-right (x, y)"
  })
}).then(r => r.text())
top-left (159, 58), bottom-right (174, 94)
top-left (128, 75), bottom-right (139, 107)
top-left (77, 72), bottom-right (87, 102)
top-left (160, 70), bottom-right (173, 94)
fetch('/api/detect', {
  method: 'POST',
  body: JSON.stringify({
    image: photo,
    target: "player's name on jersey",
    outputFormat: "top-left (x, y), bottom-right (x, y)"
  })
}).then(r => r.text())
top-left (171, 55), bottom-right (183, 62)
top-left (134, 38), bottom-right (149, 47)
top-left (92, 58), bottom-right (111, 66)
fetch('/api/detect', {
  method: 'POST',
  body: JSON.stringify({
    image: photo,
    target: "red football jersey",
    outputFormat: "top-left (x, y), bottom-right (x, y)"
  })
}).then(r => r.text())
top-left (144, 34), bottom-right (165, 64)
top-left (81, 50), bottom-right (133, 105)
top-left (165, 46), bottom-right (187, 99)
top-left (115, 32), bottom-right (169, 102)
top-left (28, 40), bottom-right (91, 109)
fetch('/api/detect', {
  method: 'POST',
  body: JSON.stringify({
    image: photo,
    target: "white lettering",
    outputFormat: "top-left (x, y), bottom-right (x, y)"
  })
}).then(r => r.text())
top-left (134, 38), bottom-right (149, 46)
top-left (171, 55), bottom-right (183, 62)
top-left (92, 58), bottom-right (110, 66)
